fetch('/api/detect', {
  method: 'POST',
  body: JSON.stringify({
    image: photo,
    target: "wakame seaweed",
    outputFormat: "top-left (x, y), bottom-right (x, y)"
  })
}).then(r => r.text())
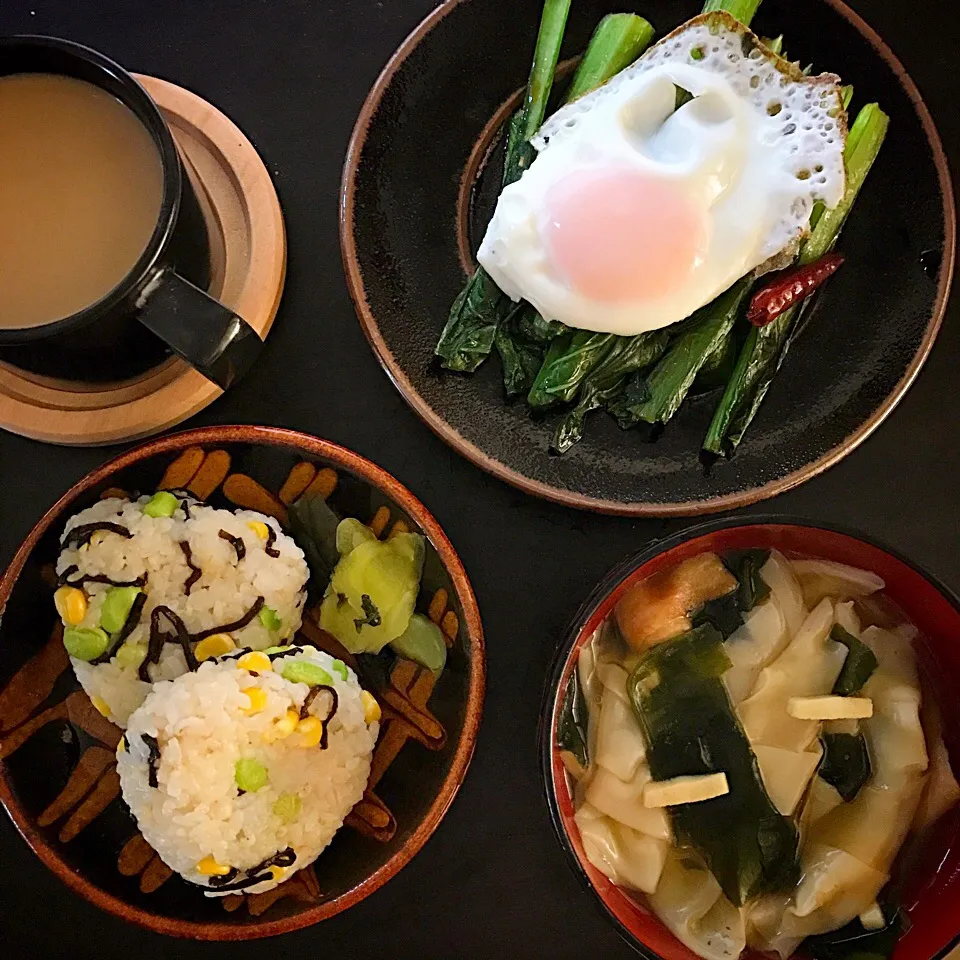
top-left (819, 733), bottom-right (871, 802)
top-left (628, 624), bottom-right (799, 905)
top-left (557, 670), bottom-right (589, 771)
top-left (692, 592), bottom-right (743, 640)
top-left (805, 903), bottom-right (909, 960)
top-left (831, 625), bottom-right (879, 696)
top-left (692, 549), bottom-right (771, 639)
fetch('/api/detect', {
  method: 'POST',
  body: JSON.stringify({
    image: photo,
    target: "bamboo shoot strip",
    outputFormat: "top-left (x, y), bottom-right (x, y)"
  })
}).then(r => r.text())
top-left (703, 103), bottom-right (889, 454)
top-left (628, 624), bottom-right (799, 906)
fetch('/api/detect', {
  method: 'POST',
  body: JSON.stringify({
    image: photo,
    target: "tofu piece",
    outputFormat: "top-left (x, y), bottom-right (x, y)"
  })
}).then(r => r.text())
top-left (859, 903), bottom-right (886, 931)
top-left (615, 553), bottom-right (737, 652)
top-left (643, 772), bottom-right (729, 808)
top-left (787, 696), bottom-right (873, 720)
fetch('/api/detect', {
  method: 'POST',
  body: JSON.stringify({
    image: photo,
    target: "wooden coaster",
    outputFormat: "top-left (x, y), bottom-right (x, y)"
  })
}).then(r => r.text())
top-left (0, 75), bottom-right (286, 446)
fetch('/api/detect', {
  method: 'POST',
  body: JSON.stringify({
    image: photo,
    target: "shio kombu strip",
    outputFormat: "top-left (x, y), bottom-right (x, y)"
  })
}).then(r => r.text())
top-left (628, 624), bottom-right (799, 905)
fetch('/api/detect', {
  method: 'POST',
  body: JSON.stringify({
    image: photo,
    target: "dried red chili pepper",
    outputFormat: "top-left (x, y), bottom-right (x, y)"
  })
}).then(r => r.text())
top-left (747, 252), bottom-right (846, 327)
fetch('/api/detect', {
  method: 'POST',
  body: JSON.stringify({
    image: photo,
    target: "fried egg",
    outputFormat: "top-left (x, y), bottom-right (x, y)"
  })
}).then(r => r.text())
top-left (477, 12), bottom-right (848, 336)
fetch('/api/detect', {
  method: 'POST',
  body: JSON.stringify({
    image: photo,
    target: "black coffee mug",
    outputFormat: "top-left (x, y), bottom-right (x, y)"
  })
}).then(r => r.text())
top-left (0, 36), bottom-right (262, 389)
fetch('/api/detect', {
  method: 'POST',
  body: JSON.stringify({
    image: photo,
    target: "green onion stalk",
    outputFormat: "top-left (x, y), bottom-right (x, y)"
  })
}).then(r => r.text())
top-left (703, 102), bottom-right (889, 455)
top-left (527, 0), bottom-right (760, 412)
top-left (436, 6), bottom-right (654, 378)
top-left (434, 0), bottom-right (572, 373)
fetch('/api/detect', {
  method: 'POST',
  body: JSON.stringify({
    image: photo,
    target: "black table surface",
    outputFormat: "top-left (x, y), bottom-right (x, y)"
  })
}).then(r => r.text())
top-left (0, 1), bottom-right (957, 957)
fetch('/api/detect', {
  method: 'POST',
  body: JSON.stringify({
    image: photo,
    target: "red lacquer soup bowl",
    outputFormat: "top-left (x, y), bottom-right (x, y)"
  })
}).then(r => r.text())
top-left (540, 517), bottom-right (960, 960)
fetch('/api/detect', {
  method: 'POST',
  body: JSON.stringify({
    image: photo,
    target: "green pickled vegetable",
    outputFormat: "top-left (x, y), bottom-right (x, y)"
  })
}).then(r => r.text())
top-left (831, 626), bottom-right (879, 696)
top-left (704, 103), bottom-right (890, 455)
top-left (553, 331), bottom-right (670, 453)
top-left (142, 491), bottom-right (178, 519)
top-left (272, 792), bottom-right (302, 824)
top-left (390, 613), bottom-right (448, 673)
top-left (235, 757), bottom-right (268, 793)
top-left (335, 518), bottom-right (377, 557)
top-left (281, 660), bottom-right (333, 687)
top-left (638, 278), bottom-right (753, 425)
top-left (319, 532), bottom-right (424, 654)
top-left (263, 644), bottom-right (295, 656)
top-left (556, 670), bottom-right (589, 773)
top-left (288, 493), bottom-right (341, 588)
top-left (100, 586), bottom-right (142, 634)
top-left (819, 734), bottom-right (871, 802)
top-left (259, 606), bottom-right (282, 632)
top-left (565, 14), bottom-right (655, 102)
top-left (628, 624), bottom-right (799, 905)
top-left (331, 659), bottom-right (349, 681)
top-left (527, 331), bottom-right (616, 410)
top-left (63, 626), bottom-right (110, 662)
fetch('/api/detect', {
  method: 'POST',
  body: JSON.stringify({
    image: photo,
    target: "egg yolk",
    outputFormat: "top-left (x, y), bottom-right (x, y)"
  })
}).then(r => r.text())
top-left (544, 168), bottom-right (707, 303)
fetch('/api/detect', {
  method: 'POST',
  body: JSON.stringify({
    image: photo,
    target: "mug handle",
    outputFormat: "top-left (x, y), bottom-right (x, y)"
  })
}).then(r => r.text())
top-left (135, 268), bottom-right (262, 390)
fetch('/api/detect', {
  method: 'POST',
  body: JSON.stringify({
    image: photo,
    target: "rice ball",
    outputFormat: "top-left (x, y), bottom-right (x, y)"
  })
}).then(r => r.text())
top-left (117, 646), bottom-right (379, 895)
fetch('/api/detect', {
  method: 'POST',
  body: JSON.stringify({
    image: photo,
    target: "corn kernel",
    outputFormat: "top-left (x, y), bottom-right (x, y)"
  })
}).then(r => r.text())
top-left (241, 687), bottom-right (268, 715)
top-left (263, 709), bottom-right (299, 743)
top-left (195, 634), bottom-right (236, 662)
top-left (116, 736), bottom-right (126, 760)
top-left (361, 690), bottom-right (381, 724)
top-left (247, 521), bottom-right (270, 540)
top-left (91, 695), bottom-right (111, 717)
top-left (269, 866), bottom-right (286, 881)
top-left (54, 586), bottom-right (88, 626)
top-left (196, 855), bottom-right (231, 877)
top-left (296, 715), bottom-right (323, 748)
top-left (237, 651), bottom-right (272, 673)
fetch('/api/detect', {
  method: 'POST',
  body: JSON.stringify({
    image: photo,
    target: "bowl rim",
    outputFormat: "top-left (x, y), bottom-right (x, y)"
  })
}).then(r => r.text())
top-left (537, 514), bottom-right (960, 960)
top-left (339, 0), bottom-right (956, 518)
top-left (0, 424), bottom-right (486, 941)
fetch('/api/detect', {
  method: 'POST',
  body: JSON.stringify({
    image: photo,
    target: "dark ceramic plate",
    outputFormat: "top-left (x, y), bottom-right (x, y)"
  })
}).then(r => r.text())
top-left (0, 426), bottom-right (484, 940)
top-left (341, 0), bottom-right (954, 516)
top-left (540, 517), bottom-right (960, 959)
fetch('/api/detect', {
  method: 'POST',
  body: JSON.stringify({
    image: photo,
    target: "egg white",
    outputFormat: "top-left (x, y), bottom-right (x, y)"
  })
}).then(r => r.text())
top-left (477, 13), bottom-right (847, 337)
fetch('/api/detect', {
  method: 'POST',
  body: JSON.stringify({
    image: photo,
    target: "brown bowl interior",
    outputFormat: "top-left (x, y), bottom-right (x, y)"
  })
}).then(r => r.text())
top-left (0, 425), bottom-right (484, 939)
